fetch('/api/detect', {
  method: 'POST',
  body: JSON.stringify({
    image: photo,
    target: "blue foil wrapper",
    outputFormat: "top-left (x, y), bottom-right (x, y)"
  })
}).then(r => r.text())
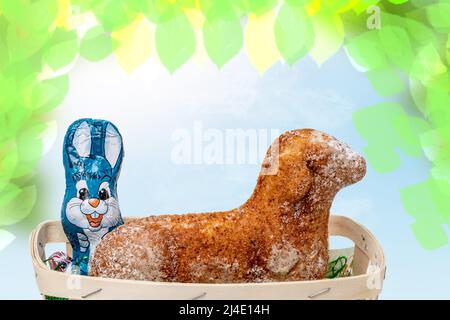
top-left (61, 119), bottom-right (124, 275)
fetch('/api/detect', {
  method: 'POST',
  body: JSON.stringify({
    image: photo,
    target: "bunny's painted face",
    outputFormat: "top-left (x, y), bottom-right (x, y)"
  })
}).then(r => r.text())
top-left (66, 157), bottom-right (121, 232)
top-left (62, 119), bottom-right (124, 233)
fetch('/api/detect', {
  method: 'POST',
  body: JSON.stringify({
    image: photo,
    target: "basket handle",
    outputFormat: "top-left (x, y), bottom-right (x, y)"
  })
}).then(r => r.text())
top-left (329, 215), bottom-right (385, 275)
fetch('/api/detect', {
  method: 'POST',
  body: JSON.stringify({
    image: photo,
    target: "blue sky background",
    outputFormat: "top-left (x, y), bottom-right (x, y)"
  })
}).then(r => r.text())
top-left (0, 48), bottom-right (449, 299)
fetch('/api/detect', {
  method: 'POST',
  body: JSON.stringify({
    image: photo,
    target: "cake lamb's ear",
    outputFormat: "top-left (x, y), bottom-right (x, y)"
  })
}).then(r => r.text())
top-left (104, 123), bottom-right (123, 172)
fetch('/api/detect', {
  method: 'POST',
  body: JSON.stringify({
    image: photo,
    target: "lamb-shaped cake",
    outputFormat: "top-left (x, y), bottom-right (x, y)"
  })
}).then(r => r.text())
top-left (90, 129), bottom-right (366, 282)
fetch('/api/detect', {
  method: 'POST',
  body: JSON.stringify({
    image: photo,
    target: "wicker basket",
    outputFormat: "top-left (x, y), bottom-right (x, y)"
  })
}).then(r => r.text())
top-left (30, 215), bottom-right (385, 300)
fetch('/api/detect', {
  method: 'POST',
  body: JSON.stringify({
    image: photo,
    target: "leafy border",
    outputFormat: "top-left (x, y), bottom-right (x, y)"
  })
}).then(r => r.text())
top-left (0, 0), bottom-right (449, 249)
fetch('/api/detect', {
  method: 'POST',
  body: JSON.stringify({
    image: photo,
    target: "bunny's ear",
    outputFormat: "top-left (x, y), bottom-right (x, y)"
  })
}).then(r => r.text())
top-left (72, 121), bottom-right (92, 158)
top-left (104, 123), bottom-right (123, 170)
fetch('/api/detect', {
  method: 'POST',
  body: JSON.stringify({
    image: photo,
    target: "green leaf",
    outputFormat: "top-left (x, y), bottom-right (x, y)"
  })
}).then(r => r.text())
top-left (352, 102), bottom-right (422, 172)
top-left (0, 15), bottom-right (9, 67)
top-left (178, 0), bottom-right (197, 8)
top-left (200, 0), bottom-right (238, 21)
top-left (0, 183), bottom-right (21, 205)
top-left (394, 116), bottom-right (429, 158)
top-left (410, 43), bottom-right (447, 85)
top-left (144, 0), bottom-right (177, 23)
top-left (387, 0), bottom-right (408, 4)
top-left (4, 59), bottom-right (41, 81)
top-left (352, 0), bottom-right (380, 14)
top-left (379, 26), bottom-right (414, 72)
top-left (22, 75), bottom-right (69, 114)
top-left (0, 185), bottom-right (37, 226)
top-left (7, 24), bottom-right (50, 63)
top-left (284, 0), bottom-right (312, 6)
top-left (230, 0), bottom-right (250, 16)
top-left (425, 88), bottom-right (450, 122)
top-left (1, 104), bottom-right (32, 139)
top-left (274, 3), bottom-right (314, 66)
top-left (93, 0), bottom-right (138, 32)
top-left (446, 35), bottom-right (450, 67)
top-left (364, 143), bottom-right (401, 172)
top-left (0, 25), bottom-right (8, 71)
top-left (155, 12), bottom-right (195, 73)
top-left (27, 0), bottom-right (58, 32)
top-left (0, 74), bottom-right (16, 113)
top-left (346, 31), bottom-right (388, 70)
top-left (405, 18), bottom-right (438, 49)
top-left (401, 180), bottom-right (449, 250)
top-left (426, 3), bottom-right (450, 33)
top-left (0, 142), bottom-right (19, 192)
top-left (1, 0), bottom-right (57, 32)
top-left (309, 13), bottom-right (344, 66)
top-left (366, 68), bottom-right (404, 96)
top-left (0, 0), bottom-right (27, 26)
top-left (245, 0), bottom-right (278, 15)
top-left (203, 16), bottom-right (243, 68)
top-left (12, 122), bottom-right (46, 179)
top-left (80, 26), bottom-right (116, 62)
top-left (322, 0), bottom-right (356, 11)
top-left (70, 0), bottom-right (104, 12)
top-left (43, 30), bottom-right (79, 70)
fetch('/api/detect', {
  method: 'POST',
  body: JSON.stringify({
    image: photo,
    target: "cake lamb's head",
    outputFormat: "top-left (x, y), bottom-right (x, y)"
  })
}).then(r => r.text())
top-left (254, 129), bottom-right (366, 206)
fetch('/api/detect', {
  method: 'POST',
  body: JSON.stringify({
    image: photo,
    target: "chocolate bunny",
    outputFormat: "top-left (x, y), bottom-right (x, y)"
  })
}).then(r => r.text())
top-left (61, 119), bottom-right (124, 275)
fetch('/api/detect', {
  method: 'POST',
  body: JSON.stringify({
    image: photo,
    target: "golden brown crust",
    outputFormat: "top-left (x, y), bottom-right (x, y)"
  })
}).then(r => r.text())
top-left (90, 129), bottom-right (366, 283)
